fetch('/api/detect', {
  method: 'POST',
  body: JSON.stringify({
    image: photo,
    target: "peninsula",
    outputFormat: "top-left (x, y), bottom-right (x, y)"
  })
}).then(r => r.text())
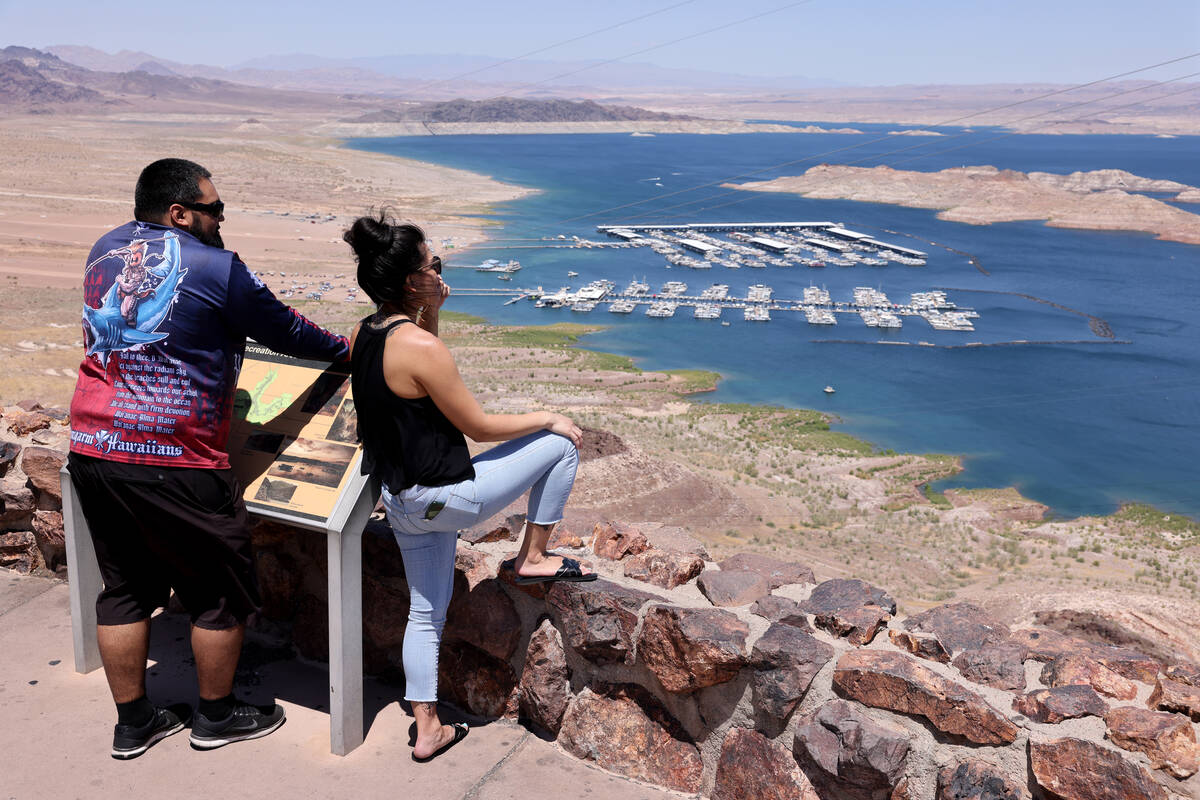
top-left (728, 164), bottom-right (1200, 245)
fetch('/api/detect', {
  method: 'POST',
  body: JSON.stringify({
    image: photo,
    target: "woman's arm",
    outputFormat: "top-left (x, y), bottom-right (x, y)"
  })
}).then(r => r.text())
top-left (390, 332), bottom-right (581, 446)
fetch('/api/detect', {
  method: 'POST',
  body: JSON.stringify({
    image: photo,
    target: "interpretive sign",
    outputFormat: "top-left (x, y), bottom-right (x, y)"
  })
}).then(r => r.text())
top-left (227, 341), bottom-right (365, 530)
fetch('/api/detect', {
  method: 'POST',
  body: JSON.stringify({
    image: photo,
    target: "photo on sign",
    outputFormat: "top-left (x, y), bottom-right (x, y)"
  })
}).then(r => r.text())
top-left (300, 372), bottom-right (350, 417)
top-left (327, 398), bottom-right (358, 444)
top-left (255, 477), bottom-right (298, 503)
top-left (267, 437), bottom-right (355, 488)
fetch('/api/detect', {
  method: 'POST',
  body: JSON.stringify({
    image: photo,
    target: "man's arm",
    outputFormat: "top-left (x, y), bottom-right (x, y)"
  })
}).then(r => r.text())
top-left (226, 259), bottom-right (349, 361)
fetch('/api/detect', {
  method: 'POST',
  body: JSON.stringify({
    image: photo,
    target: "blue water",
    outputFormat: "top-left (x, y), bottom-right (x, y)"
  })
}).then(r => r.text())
top-left (348, 126), bottom-right (1200, 520)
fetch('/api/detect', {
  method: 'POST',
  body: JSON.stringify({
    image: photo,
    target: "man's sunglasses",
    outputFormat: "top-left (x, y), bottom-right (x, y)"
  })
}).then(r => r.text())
top-left (181, 200), bottom-right (225, 218)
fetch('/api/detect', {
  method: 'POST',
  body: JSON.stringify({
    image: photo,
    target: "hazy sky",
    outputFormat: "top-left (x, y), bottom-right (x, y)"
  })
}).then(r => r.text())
top-left (2, 0), bottom-right (1198, 85)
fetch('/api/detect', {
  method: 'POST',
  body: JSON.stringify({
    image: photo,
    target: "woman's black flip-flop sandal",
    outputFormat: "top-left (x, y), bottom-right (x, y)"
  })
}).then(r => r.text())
top-left (513, 556), bottom-right (598, 585)
top-left (412, 722), bottom-right (469, 763)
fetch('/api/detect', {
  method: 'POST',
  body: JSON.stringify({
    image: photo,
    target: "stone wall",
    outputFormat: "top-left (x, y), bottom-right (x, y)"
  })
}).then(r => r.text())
top-left (1, 404), bottom-right (68, 577)
top-left (5, 403), bottom-right (1198, 799)
top-left (254, 517), bottom-right (1200, 800)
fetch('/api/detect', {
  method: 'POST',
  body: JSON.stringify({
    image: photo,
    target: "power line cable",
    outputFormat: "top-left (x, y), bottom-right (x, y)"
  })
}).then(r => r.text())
top-left (395, 0), bottom-right (703, 101)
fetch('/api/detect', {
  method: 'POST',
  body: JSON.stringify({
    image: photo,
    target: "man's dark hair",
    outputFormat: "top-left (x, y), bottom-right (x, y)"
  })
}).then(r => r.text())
top-left (134, 158), bottom-right (212, 222)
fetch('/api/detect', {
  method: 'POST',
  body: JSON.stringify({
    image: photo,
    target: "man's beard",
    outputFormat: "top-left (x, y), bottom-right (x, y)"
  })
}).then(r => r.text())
top-left (188, 220), bottom-right (224, 249)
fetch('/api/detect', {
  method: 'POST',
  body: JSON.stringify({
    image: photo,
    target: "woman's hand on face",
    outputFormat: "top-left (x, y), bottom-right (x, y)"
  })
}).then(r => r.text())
top-left (546, 413), bottom-right (582, 448)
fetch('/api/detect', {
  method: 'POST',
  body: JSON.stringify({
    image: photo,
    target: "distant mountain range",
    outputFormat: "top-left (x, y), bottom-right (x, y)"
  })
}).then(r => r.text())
top-left (44, 45), bottom-right (838, 95)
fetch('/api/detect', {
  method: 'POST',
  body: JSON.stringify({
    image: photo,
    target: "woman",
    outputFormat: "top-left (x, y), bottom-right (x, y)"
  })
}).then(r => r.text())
top-left (344, 212), bottom-right (595, 762)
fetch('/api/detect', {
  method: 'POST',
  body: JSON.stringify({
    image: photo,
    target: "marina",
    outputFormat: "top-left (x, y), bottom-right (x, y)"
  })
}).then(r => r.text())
top-left (476, 279), bottom-right (979, 332)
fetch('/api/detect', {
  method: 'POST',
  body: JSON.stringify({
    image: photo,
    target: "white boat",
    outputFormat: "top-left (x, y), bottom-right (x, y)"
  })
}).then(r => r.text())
top-left (661, 281), bottom-right (688, 296)
top-left (693, 304), bottom-right (722, 320)
top-left (608, 299), bottom-right (637, 314)
top-left (625, 278), bottom-right (650, 295)
top-left (744, 306), bottom-right (770, 322)
top-left (570, 301), bottom-right (596, 312)
top-left (646, 301), bottom-right (678, 318)
top-left (824, 385), bottom-right (836, 394)
top-left (567, 271), bottom-right (579, 277)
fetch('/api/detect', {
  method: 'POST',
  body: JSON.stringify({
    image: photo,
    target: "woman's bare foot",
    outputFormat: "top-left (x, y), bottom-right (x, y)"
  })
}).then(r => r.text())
top-left (413, 722), bottom-right (460, 760)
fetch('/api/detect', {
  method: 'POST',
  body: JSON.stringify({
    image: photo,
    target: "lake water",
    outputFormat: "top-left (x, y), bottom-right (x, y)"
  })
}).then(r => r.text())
top-left (348, 125), bottom-right (1200, 520)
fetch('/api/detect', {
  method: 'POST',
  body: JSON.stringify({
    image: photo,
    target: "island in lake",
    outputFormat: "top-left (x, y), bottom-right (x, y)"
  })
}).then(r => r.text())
top-left (728, 164), bottom-right (1200, 245)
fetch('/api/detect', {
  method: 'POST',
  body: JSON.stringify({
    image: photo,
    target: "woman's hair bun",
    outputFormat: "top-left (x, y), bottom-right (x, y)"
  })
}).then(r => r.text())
top-left (343, 211), bottom-right (395, 261)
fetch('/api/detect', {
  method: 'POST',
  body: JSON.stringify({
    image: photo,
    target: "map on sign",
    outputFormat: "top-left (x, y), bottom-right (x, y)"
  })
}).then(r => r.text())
top-left (227, 341), bottom-right (365, 528)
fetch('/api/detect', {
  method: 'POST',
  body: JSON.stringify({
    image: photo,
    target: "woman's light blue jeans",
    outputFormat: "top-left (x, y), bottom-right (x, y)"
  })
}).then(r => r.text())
top-left (379, 430), bottom-right (579, 702)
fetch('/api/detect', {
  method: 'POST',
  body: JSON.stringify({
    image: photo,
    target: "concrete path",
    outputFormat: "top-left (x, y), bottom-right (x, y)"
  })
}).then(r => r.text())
top-left (0, 573), bottom-right (681, 800)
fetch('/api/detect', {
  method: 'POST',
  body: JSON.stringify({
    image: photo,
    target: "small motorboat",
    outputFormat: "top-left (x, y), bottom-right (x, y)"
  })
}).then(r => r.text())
top-left (823, 385), bottom-right (836, 394)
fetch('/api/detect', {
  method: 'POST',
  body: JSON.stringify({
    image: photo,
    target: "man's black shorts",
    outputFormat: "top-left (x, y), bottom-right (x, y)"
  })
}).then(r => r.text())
top-left (67, 452), bottom-right (261, 630)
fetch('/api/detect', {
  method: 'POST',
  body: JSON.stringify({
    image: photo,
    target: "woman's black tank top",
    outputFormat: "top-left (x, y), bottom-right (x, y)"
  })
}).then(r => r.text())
top-left (351, 317), bottom-right (474, 492)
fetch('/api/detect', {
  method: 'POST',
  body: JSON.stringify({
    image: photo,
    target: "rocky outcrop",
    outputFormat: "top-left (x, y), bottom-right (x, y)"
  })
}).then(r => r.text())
top-left (558, 683), bottom-right (702, 793)
top-left (936, 760), bottom-right (1030, 800)
top-left (752, 595), bottom-right (813, 630)
top-left (751, 623), bottom-right (834, 722)
top-left (718, 552), bottom-right (814, 588)
top-left (1104, 706), bottom-right (1199, 779)
top-left (803, 578), bottom-right (895, 645)
top-left (638, 604), bottom-right (749, 693)
top-left (589, 520), bottom-right (649, 561)
top-left (546, 578), bottom-right (655, 665)
top-left (1012, 685), bottom-right (1108, 724)
top-left (793, 699), bottom-right (910, 800)
top-left (833, 650), bottom-right (1019, 745)
top-left (713, 728), bottom-right (818, 800)
top-left (1040, 654), bottom-right (1138, 701)
top-left (1030, 737), bottom-right (1168, 800)
top-left (1149, 674), bottom-right (1200, 721)
top-left (622, 548), bottom-right (704, 589)
top-left (698, 569), bottom-right (770, 607)
top-left (517, 619), bottom-right (570, 735)
top-left (951, 642), bottom-right (1027, 691)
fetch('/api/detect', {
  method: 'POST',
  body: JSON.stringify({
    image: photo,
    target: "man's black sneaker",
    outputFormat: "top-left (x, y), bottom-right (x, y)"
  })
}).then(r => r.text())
top-left (189, 701), bottom-right (286, 750)
top-left (111, 704), bottom-right (189, 760)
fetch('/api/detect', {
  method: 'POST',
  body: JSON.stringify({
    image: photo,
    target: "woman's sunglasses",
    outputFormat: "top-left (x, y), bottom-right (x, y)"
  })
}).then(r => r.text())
top-left (428, 255), bottom-right (442, 275)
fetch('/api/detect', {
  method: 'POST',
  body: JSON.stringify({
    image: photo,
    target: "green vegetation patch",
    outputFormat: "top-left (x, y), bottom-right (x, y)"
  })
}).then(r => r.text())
top-left (687, 402), bottom-right (874, 455)
top-left (922, 483), bottom-right (953, 508)
top-left (1113, 503), bottom-right (1200, 537)
top-left (664, 369), bottom-right (721, 394)
top-left (492, 322), bottom-right (604, 349)
top-left (441, 310), bottom-right (488, 326)
top-left (573, 349), bottom-right (640, 373)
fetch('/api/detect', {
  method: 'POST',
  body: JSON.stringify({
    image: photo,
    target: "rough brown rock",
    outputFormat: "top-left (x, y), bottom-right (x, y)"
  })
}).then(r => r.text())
top-left (1029, 737), bottom-right (1168, 800)
top-left (639, 523), bottom-right (709, 558)
top-left (558, 683), bottom-right (702, 793)
top-left (815, 604), bottom-right (891, 646)
top-left (460, 525), bottom-right (514, 545)
top-left (1012, 685), bottom-right (1108, 724)
top-left (713, 727), bottom-right (818, 800)
top-left (445, 579), bottom-right (522, 661)
top-left (0, 440), bottom-right (19, 478)
top-left (30, 509), bottom-right (64, 571)
top-left (751, 595), bottom-right (813, 631)
top-left (437, 639), bottom-right (518, 719)
top-left (1105, 706), bottom-right (1199, 779)
top-left (936, 760), bottom-right (1030, 800)
top-left (292, 594), bottom-right (329, 661)
top-left (578, 426), bottom-right (628, 461)
top-left (453, 543), bottom-right (491, 589)
top-left (1012, 628), bottom-right (1160, 682)
top-left (793, 699), bottom-right (910, 800)
top-left (0, 530), bottom-right (38, 572)
top-left (951, 643), bottom-right (1027, 691)
top-left (362, 573), bottom-right (410, 654)
top-left (638, 604), bottom-right (749, 693)
top-left (889, 630), bottom-right (951, 663)
top-left (497, 564), bottom-right (549, 599)
top-left (833, 650), bottom-right (1019, 745)
top-left (623, 548), bottom-right (705, 589)
top-left (0, 477), bottom-right (35, 532)
top-left (0, 479), bottom-right (35, 534)
top-left (1040, 654), bottom-right (1138, 701)
top-left (1165, 663), bottom-right (1200, 686)
top-left (6, 410), bottom-right (52, 437)
top-left (719, 552), bottom-right (814, 588)
top-left (901, 603), bottom-right (1010, 656)
top-left (803, 578), bottom-right (898, 615)
top-left (15, 400), bottom-right (43, 412)
top-left (517, 619), bottom-right (570, 736)
top-left (750, 623), bottom-right (834, 722)
top-left (547, 526), bottom-right (584, 549)
top-left (1148, 674), bottom-right (1200, 721)
top-left (698, 569), bottom-right (771, 607)
top-left (19, 446), bottom-right (65, 509)
top-left (547, 578), bottom-right (656, 665)
top-left (590, 520), bottom-right (649, 561)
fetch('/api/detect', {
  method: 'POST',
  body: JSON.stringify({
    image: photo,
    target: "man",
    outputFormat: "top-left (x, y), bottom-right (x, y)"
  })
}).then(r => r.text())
top-left (68, 159), bottom-right (349, 759)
